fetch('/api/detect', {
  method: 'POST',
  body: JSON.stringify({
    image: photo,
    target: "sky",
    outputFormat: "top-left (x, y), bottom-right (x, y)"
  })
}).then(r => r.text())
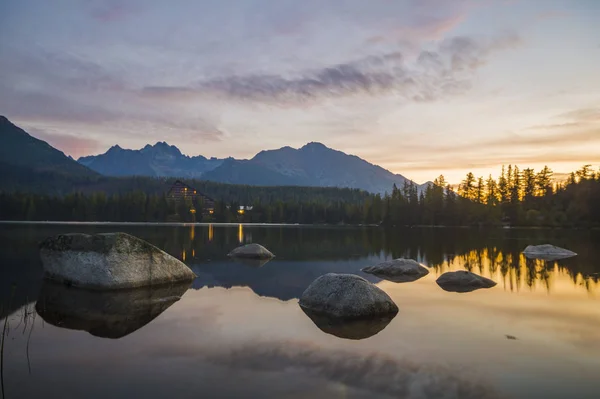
top-left (0, 0), bottom-right (599, 183)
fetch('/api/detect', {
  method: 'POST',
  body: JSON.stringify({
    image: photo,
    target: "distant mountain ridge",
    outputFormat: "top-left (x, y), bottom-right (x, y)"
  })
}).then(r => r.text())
top-left (80, 141), bottom-right (424, 194)
top-left (0, 116), bottom-right (424, 194)
top-left (78, 142), bottom-right (224, 178)
top-left (202, 142), bottom-right (424, 194)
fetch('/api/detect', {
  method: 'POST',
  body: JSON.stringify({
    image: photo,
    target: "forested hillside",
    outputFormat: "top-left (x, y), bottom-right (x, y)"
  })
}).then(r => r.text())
top-left (2, 165), bottom-right (599, 227)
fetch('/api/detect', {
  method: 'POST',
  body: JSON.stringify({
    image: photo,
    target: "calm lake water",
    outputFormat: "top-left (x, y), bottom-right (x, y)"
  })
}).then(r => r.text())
top-left (1, 223), bottom-right (599, 399)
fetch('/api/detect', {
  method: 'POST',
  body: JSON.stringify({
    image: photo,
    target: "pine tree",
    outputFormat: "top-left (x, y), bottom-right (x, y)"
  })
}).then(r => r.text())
top-left (459, 172), bottom-right (476, 200)
top-left (486, 175), bottom-right (498, 205)
top-left (576, 165), bottom-right (592, 181)
top-left (522, 168), bottom-right (536, 201)
top-left (510, 165), bottom-right (521, 203)
top-left (498, 165), bottom-right (509, 204)
top-left (476, 177), bottom-right (485, 204)
top-left (536, 166), bottom-right (554, 196)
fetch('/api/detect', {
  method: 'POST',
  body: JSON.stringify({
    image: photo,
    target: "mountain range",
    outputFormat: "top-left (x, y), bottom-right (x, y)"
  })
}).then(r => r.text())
top-left (78, 141), bottom-right (425, 194)
top-left (0, 116), bottom-right (425, 194)
top-left (78, 142), bottom-right (225, 178)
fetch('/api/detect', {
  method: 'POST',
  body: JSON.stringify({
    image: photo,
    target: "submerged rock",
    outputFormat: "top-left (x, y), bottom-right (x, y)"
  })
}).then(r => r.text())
top-left (301, 307), bottom-right (396, 340)
top-left (39, 232), bottom-right (197, 289)
top-left (522, 244), bottom-right (577, 261)
top-left (436, 270), bottom-right (497, 293)
top-left (299, 273), bottom-right (398, 318)
top-left (362, 258), bottom-right (429, 283)
top-left (227, 243), bottom-right (274, 260)
top-left (35, 281), bottom-right (190, 339)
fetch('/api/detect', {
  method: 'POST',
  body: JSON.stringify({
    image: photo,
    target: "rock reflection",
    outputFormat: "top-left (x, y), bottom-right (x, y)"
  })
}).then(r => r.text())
top-left (300, 307), bottom-right (396, 340)
top-left (231, 257), bottom-right (272, 268)
top-left (35, 281), bottom-right (190, 339)
top-left (523, 253), bottom-right (577, 262)
top-left (164, 225), bottom-right (599, 294)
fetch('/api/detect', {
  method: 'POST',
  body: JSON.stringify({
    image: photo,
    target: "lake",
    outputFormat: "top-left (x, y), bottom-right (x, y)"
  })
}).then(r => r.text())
top-left (1, 223), bottom-right (599, 399)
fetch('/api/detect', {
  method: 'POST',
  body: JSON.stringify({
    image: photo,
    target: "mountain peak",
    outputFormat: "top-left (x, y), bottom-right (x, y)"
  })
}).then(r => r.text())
top-left (301, 142), bottom-right (328, 150)
top-left (0, 117), bottom-right (97, 178)
top-left (75, 141), bottom-right (223, 178)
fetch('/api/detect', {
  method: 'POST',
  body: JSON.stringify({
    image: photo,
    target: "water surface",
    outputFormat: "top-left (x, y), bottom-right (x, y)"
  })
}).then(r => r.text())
top-left (1, 224), bottom-right (599, 398)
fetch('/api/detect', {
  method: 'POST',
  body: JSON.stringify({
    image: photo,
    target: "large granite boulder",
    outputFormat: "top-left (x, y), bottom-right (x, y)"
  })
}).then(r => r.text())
top-left (362, 258), bottom-right (429, 283)
top-left (36, 281), bottom-right (190, 339)
top-left (301, 307), bottom-right (396, 340)
top-left (39, 232), bottom-right (197, 289)
top-left (436, 271), bottom-right (497, 293)
top-left (523, 244), bottom-right (577, 261)
top-left (228, 243), bottom-right (274, 259)
top-left (299, 273), bottom-right (398, 319)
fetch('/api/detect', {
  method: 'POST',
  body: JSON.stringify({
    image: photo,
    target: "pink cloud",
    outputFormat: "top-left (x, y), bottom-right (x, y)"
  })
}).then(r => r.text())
top-left (90, 0), bottom-right (138, 23)
top-left (27, 128), bottom-right (103, 158)
top-left (536, 10), bottom-right (570, 21)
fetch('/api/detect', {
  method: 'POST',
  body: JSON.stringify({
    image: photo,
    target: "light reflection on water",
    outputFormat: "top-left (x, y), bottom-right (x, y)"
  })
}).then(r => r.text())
top-left (0, 223), bottom-right (599, 398)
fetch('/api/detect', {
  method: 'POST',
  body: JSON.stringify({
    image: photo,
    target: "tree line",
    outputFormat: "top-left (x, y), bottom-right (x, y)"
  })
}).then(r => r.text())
top-left (0, 164), bottom-right (598, 227)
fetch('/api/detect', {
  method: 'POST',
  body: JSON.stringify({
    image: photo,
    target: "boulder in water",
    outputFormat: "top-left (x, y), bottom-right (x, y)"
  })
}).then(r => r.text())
top-left (436, 270), bottom-right (497, 293)
top-left (362, 258), bottom-right (429, 283)
top-left (299, 273), bottom-right (398, 318)
top-left (39, 232), bottom-right (197, 289)
top-left (35, 281), bottom-right (190, 339)
top-left (522, 244), bottom-right (577, 261)
top-left (227, 243), bottom-right (274, 259)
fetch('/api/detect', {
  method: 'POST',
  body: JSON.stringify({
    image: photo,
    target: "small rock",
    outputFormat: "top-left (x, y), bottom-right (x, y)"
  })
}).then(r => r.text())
top-left (299, 273), bottom-right (398, 319)
top-left (522, 244), bottom-right (577, 261)
top-left (436, 270), bottom-right (497, 293)
top-left (362, 258), bottom-right (429, 283)
top-left (505, 335), bottom-right (517, 340)
top-left (228, 243), bottom-right (274, 259)
top-left (39, 232), bottom-right (197, 289)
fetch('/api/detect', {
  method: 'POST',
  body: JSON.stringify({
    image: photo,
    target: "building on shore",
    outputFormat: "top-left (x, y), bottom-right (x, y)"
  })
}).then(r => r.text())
top-left (167, 180), bottom-right (215, 216)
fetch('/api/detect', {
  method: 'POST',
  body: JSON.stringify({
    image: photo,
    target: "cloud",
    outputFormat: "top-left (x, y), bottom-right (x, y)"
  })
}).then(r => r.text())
top-left (366, 106), bottom-right (600, 175)
top-left (389, 150), bottom-right (600, 173)
top-left (526, 107), bottom-right (600, 134)
top-left (372, 128), bottom-right (600, 171)
top-left (142, 33), bottom-right (520, 107)
top-left (90, 0), bottom-right (138, 22)
top-left (202, 340), bottom-right (503, 399)
top-left (556, 108), bottom-right (600, 123)
top-left (0, 47), bottom-right (225, 144)
top-left (536, 10), bottom-right (570, 21)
